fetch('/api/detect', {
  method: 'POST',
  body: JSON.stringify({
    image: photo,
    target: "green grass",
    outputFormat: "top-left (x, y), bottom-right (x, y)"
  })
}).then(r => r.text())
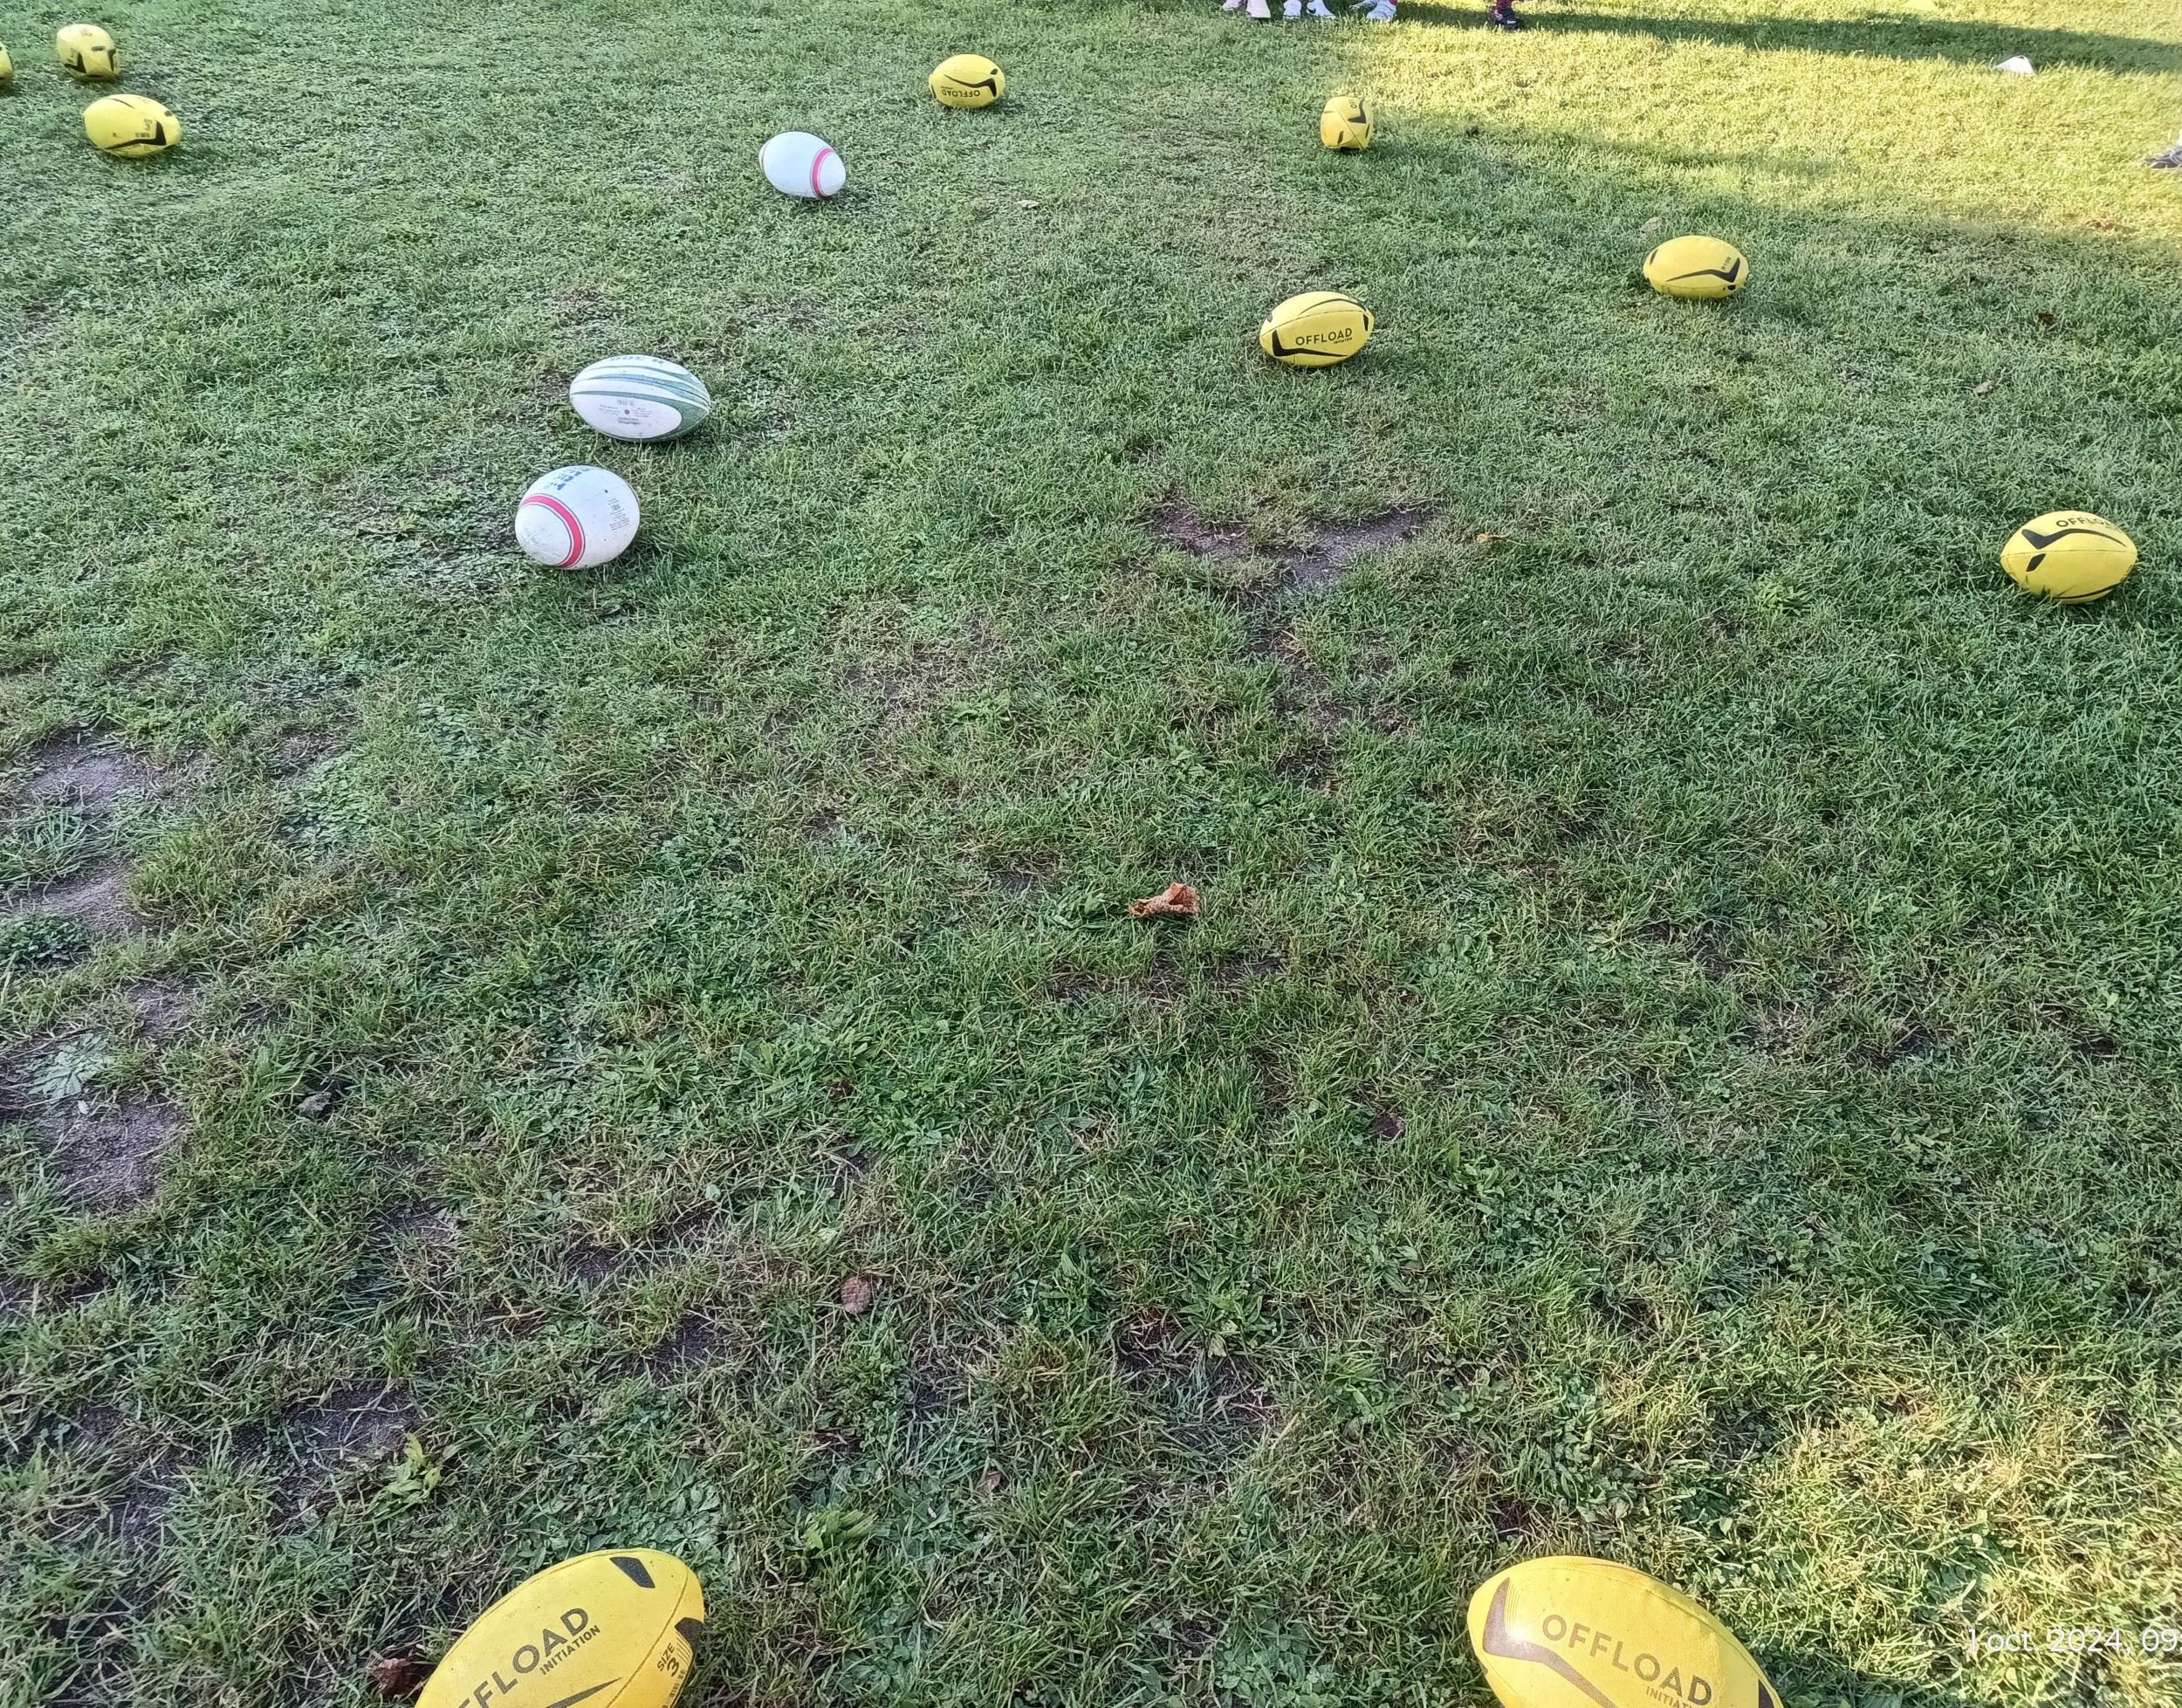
top-left (3, 0), bottom-right (2182, 1703)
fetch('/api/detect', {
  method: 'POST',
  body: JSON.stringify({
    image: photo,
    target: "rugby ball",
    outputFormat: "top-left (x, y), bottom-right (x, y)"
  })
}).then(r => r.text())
top-left (516, 465), bottom-right (641, 569)
top-left (418, 1550), bottom-right (705, 1708)
top-left (930, 53), bottom-right (1005, 108)
top-left (1643, 235), bottom-right (1749, 300)
top-left (1, 45), bottom-right (15, 86)
top-left (85, 94), bottom-right (181, 158)
top-left (58, 24), bottom-right (118, 80)
top-left (1468, 1557), bottom-right (1781, 1708)
top-left (1321, 94), bottom-right (1373, 151)
top-left (760, 131), bottom-right (846, 200)
top-left (1259, 291), bottom-right (1375, 368)
top-left (2000, 511), bottom-right (2137, 602)
top-left (570, 356), bottom-right (712, 442)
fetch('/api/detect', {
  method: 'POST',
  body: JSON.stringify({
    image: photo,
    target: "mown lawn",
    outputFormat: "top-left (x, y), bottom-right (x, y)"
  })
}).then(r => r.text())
top-left (3, 1), bottom-right (2180, 1704)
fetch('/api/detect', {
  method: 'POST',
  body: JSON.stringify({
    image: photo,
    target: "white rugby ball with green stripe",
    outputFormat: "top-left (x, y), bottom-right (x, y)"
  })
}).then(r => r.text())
top-left (570, 355), bottom-right (712, 442)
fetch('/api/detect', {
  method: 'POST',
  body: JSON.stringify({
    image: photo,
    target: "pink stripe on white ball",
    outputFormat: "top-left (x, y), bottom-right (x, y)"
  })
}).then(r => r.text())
top-left (521, 493), bottom-right (587, 567)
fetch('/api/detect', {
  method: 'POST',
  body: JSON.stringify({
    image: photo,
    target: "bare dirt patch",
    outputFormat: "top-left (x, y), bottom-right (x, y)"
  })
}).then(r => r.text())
top-left (1150, 499), bottom-right (1432, 606)
top-left (645, 1313), bottom-right (724, 1373)
top-left (290, 1383), bottom-right (420, 1471)
top-left (123, 980), bottom-right (195, 1041)
top-left (11, 731), bottom-right (151, 811)
top-left (565, 1239), bottom-right (632, 1285)
top-left (111, 1461), bottom-right (182, 1548)
top-left (1280, 508), bottom-right (1432, 596)
top-left (1151, 496), bottom-right (1255, 563)
top-left (3, 855), bottom-right (137, 934)
top-left (38, 1095), bottom-right (186, 1209)
top-left (1151, 503), bottom-right (1435, 743)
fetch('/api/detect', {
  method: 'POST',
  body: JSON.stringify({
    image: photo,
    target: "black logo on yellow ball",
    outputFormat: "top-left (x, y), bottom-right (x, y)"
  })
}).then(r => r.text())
top-left (1479, 1581), bottom-right (1777, 1708)
top-left (449, 1608), bottom-right (603, 1708)
top-left (2014, 520), bottom-right (2125, 575)
top-left (1667, 260), bottom-right (1743, 286)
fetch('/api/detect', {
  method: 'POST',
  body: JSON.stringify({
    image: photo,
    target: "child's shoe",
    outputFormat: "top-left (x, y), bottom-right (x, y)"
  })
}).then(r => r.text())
top-left (1247, 0), bottom-right (1271, 17)
top-left (1356, 0), bottom-right (1397, 18)
top-left (1486, 2), bottom-right (1524, 26)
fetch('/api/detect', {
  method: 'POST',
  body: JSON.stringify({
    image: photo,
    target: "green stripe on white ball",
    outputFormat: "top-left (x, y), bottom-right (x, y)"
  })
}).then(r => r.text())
top-left (570, 356), bottom-right (712, 442)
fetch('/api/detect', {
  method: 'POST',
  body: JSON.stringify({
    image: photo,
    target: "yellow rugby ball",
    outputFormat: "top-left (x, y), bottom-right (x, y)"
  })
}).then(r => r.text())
top-left (1321, 94), bottom-right (1373, 151)
top-left (85, 93), bottom-right (181, 157)
top-left (1, 45), bottom-right (15, 86)
top-left (57, 23), bottom-right (118, 80)
top-left (2000, 511), bottom-right (2137, 603)
top-left (1643, 234), bottom-right (1749, 300)
top-left (420, 1550), bottom-right (705, 1708)
top-left (1469, 1557), bottom-right (1781, 1708)
top-left (1259, 290), bottom-right (1375, 368)
top-left (930, 53), bottom-right (1005, 108)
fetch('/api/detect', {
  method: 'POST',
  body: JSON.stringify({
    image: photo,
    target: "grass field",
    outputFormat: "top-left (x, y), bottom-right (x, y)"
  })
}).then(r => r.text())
top-left (4, 0), bottom-right (2182, 1704)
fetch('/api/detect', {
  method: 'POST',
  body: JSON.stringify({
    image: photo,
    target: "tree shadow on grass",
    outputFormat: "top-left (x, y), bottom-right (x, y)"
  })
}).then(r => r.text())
top-left (1400, 2), bottom-right (2174, 74)
top-left (1763, 1649), bottom-right (1999, 1701)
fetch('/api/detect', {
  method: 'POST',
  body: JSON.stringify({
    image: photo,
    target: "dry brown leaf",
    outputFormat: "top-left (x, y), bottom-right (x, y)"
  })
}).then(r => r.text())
top-left (1474, 532), bottom-right (1506, 545)
top-left (1973, 378), bottom-right (1998, 395)
top-left (1128, 882), bottom-right (1200, 918)
top-left (1639, 216), bottom-right (1664, 232)
top-left (840, 1276), bottom-right (875, 1314)
top-left (367, 1657), bottom-right (429, 1702)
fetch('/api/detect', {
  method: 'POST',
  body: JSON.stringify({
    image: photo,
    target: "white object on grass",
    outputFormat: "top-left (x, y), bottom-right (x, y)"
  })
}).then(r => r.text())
top-left (760, 131), bottom-right (846, 200)
top-left (516, 465), bottom-right (641, 569)
top-left (1996, 55), bottom-right (2034, 75)
top-left (570, 356), bottom-right (712, 442)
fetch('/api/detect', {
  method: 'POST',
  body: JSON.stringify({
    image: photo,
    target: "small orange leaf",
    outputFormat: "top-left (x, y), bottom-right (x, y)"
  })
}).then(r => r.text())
top-left (840, 1276), bottom-right (875, 1314)
top-left (1128, 882), bottom-right (1200, 919)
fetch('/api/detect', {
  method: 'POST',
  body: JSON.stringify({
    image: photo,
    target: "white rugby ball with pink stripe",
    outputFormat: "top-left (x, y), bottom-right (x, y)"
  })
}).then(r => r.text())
top-left (516, 464), bottom-right (640, 569)
top-left (761, 130), bottom-right (846, 200)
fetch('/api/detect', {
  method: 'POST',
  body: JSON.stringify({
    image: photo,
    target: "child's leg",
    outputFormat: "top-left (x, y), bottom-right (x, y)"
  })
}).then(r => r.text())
top-left (1487, 0), bottom-right (1524, 25)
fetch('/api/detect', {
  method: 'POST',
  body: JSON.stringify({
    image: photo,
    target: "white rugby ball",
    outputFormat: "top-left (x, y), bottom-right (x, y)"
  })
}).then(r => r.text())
top-left (760, 131), bottom-right (846, 200)
top-left (570, 356), bottom-right (712, 443)
top-left (516, 465), bottom-right (640, 569)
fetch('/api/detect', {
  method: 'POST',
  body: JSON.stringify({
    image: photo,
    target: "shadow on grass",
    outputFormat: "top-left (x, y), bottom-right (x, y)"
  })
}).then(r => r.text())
top-left (1771, 1646), bottom-right (2049, 1708)
top-left (1401, 2), bottom-right (2173, 72)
